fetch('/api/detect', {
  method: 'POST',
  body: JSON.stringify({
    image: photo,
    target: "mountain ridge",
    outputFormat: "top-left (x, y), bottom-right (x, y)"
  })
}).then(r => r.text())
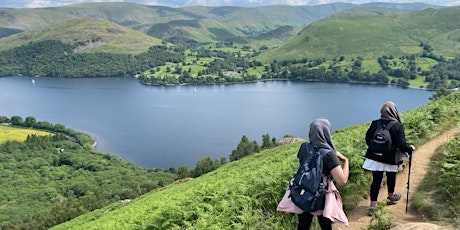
top-left (0, 18), bottom-right (162, 53)
top-left (0, 2), bottom-right (441, 49)
top-left (257, 6), bottom-right (460, 60)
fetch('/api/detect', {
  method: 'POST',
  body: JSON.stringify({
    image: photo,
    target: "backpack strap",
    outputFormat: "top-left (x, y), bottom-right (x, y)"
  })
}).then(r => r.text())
top-left (307, 143), bottom-right (331, 178)
top-left (383, 120), bottom-right (397, 130)
top-left (302, 142), bottom-right (315, 164)
top-left (305, 143), bottom-right (330, 158)
top-left (318, 148), bottom-right (332, 181)
top-left (306, 142), bottom-right (330, 156)
top-left (318, 148), bottom-right (330, 157)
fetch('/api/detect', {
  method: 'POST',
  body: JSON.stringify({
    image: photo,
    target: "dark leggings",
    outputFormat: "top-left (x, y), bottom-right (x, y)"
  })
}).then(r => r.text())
top-left (298, 212), bottom-right (332, 230)
top-left (370, 171), bottom-right (397, 201)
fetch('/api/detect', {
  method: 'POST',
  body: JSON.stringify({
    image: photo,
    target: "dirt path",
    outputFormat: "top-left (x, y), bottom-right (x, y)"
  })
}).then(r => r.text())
top-left (336, 127), bottom-right (459, 230)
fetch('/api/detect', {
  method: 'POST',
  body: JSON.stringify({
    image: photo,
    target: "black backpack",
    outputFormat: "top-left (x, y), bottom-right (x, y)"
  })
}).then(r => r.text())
top-left (289, 142), bottom-right (329, 212)
top-left (369, 120), bottom-right (396, 163)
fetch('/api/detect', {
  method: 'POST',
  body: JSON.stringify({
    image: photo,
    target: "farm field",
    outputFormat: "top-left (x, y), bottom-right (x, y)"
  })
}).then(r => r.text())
top-left (0, 125), bottom-right (52, 143)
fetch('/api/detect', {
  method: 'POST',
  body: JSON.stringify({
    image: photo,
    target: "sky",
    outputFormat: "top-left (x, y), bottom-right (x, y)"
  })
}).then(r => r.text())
top-left (0, 0), bottom-right (459, 8)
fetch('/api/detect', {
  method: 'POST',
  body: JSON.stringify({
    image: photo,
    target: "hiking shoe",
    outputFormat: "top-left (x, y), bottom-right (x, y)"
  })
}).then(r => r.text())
top-left (367, 207), bottom-right (375, 216)
top-left (386, 193), bottom-right (402, 205)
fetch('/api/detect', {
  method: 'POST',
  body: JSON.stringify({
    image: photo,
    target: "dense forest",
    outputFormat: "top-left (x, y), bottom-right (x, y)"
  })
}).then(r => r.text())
top-left (0, 115), bottom-right (178, 229)
top-left (1, 40), bottom-right (459, 89)
top-left (0, 40), bottom-right (184, 78)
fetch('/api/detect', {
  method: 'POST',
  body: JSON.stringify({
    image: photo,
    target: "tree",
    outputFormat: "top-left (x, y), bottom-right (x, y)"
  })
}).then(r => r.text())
top-left (177, 166), bottom-right (190, 179)
top-left (220, 157), bottom-right (227, 165)
top-left (24, 116), bottom-right (37, 127)
top-left (10, 115), bottom-right (24, 126)
top-left (396, 78), bottom-right (410, 88)
top-left (429, 88), bottom-right (451, 101)
top-left (0, 116), bottom-right (9, 123)
top-left (191, 156), bottom-right (221, 177)
top-left (54, 123), bottom-right (65, 132)
top-left (261, 133), bottom-right (276, 149)
top-left (229, 135), bottom-right (260, 162)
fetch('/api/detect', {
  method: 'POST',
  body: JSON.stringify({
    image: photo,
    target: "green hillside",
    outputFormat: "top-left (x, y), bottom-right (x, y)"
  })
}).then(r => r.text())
top-left (0, 3), bottom-right (453, 54)
top-left (0, 2), bottom-right (360, 49)
top-left (0, 3), bottom-right (459, 88)
top-left (0, 3), bottom-right (176, 31)
top-left (0, 117), bottom-right (178, 229)
top-left (334, 6), bottom-right (409, 16)
top-left (258, 6), bottom-right (460, 61)
top-left (0, 18), bottom-right (162, 54)
top-left (414, 126), bottom-right (460, 226)
top-left (50, 91), bottom-right (460, 229)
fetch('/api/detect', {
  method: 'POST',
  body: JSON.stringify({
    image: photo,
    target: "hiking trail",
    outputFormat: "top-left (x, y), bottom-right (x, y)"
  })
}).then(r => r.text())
top-left (336, 127), bottom-right (459, 230)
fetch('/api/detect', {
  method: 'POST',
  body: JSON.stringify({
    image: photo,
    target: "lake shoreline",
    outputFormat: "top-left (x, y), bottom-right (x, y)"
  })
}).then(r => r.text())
top-left (0, 76), bottom-right (434, 168)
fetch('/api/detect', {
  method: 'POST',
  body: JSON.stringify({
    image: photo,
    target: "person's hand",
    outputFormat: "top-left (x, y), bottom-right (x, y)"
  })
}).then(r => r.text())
top-left (336, 151), bottom-right (348, 163)
top-left (408, 145), bottom-right (415, 156)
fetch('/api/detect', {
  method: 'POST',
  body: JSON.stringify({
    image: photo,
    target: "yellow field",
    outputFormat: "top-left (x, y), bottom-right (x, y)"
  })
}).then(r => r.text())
top-left (0, 125), bottom-right (52, 143)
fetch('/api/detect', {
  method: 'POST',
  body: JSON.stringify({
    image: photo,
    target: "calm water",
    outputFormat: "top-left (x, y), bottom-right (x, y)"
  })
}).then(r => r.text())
top-left (0, 76), bottom-right (433, 168)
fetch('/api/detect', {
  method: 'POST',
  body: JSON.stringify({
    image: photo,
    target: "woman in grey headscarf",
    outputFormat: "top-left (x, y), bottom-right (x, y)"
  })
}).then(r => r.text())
top-left (296, 118), bottom-right (349, 230)
top-left (362, 101), bottom-right (415, 216)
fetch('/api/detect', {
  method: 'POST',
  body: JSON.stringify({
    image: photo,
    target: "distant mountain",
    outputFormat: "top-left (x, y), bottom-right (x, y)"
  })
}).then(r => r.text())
top-left (0, 2), bottom-right (442, 51)
top-left (0, 3), bottom-right (356, 45)
top-left (257, 6), bottom-right (460, 61)
top-left (361, 2), bottom-right (443, 10)
top-left (0, 18), bottom-right (162, 54)
top-left (334, 6), bottom-right (409, 17)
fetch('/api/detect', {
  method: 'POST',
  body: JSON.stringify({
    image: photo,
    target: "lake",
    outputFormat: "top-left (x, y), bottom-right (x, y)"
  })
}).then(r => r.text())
top-left (0, 76), bottom-right (433, 168)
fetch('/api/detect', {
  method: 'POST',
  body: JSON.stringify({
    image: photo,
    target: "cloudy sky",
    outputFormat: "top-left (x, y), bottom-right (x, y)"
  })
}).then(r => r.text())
top-left (0, 0), bottom-right (458, 8)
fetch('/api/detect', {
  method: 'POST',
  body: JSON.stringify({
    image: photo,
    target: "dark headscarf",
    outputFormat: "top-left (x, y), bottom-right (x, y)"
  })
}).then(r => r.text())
top-left (308, 118), bottom-right (336, 151)
top-left (380, 101), bottom-right (401, 122)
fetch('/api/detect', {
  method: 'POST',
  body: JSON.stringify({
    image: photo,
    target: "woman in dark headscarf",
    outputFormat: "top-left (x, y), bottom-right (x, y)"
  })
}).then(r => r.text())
top-left (362, 101), bottom-right (415, 216)
top-left (296, 118), bottom-right (349, 230)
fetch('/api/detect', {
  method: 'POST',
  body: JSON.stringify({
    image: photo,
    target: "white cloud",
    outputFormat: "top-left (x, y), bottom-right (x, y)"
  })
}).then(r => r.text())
top-left (0, 0), bottom-right (459, 8)
top-left (23, 0), bottom-right (124, 8)
top-left (183, 0), bottom-right (460, 6)
top-left (26, 0), bottom-right (53, 8)
top-left (427, 0), bottom-right (460, 6)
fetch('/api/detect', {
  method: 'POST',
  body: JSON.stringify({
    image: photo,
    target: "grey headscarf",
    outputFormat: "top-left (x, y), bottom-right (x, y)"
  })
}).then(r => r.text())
top-left (308, 118), bottom-right (336, 151)
top-left (380, 101), bottom-right (401, 123)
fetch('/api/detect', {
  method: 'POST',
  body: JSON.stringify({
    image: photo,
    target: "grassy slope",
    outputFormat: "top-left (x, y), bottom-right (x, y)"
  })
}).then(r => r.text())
top-left (257, 6), bottom-right (460, 61)
top-left (0, 18), bottom-right (162, 54)
top-left (414, 131), bottom-right (460, 226)
top-left (51, 91), bottom-right (460, 229)
top-left (0, 3), bottom-right (453, 55)
top-left (0, 125), bottom-right (51, 143)
top-left (0, 3), bottom-right (356, 51)
top-left (334, 6), bottom-right (409, 17)
top-left (139, 4), bottom-right (357, 47)
top-left (0, 3), bottom-right (178, 30)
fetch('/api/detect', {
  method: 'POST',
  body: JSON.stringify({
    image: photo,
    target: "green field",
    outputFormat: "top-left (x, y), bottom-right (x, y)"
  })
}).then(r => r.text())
top-left (0, 125), bottom-right (52, 143)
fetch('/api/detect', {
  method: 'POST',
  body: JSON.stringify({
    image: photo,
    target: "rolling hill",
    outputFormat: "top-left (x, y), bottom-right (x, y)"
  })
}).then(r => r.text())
top-left (257, 6), bottom-right (460, 61)
top-left (0, 18), bottom-right (162, 54)
top-left (0, 3), bottom-right (355, 45)
top-left (0, 2), bottom-right (439, 50)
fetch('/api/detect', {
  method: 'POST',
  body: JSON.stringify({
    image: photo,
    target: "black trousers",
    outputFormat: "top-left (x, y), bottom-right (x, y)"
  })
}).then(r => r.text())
top-left (298, 212), bottom-right (332, 230)
top-left (370, 170), bottom-right (397, 201)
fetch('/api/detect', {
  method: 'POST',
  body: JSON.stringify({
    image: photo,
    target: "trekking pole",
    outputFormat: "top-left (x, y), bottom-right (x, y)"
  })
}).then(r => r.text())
top-left (405, 150), bottom-right (412, 214)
